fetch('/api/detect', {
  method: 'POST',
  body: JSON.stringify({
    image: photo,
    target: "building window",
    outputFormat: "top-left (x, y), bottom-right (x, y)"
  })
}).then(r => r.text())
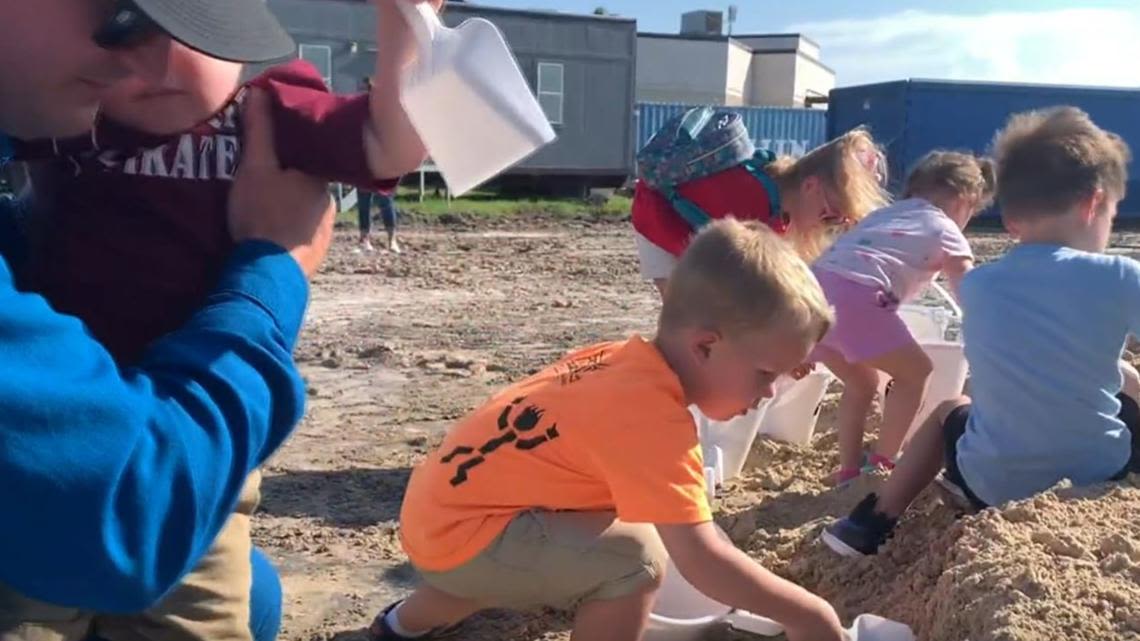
top-left (299, 44), bottom-right (333, 87)
top-left (537, 62), bottom-right (564, 125)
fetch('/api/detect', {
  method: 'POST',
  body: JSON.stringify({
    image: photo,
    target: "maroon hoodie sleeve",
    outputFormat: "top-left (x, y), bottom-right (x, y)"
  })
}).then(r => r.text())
top-left (247, 60), bottom-right (400, 194)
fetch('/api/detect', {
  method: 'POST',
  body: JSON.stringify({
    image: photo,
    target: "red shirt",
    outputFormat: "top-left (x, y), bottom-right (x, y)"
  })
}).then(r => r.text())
top-left (630, 166), bottom-right (785, 257)
top-left (17, 60), bottom-right (397, 363)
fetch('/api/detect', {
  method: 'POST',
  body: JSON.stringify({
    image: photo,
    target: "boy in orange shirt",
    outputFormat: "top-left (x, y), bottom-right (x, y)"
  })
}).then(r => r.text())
top-left (369, 219), bottom-right (845, 641)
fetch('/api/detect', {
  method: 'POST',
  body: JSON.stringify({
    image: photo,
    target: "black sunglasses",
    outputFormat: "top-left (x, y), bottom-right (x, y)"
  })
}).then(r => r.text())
top-left (93, 0), bottom-right (162, 49)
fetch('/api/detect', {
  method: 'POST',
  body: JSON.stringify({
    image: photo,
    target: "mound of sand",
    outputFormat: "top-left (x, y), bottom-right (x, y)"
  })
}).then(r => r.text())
top-left (716, 398), bottom-right (1140, 641)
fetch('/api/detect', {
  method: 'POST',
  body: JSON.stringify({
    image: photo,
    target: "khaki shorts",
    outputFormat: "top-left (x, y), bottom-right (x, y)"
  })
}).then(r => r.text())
top-left (0, 472), bottom-right (261, 641)
top-left (418, 511), bottom-right (666, 612)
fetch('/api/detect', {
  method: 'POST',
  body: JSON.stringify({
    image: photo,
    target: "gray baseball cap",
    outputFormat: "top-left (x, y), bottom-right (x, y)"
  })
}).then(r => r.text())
top-left (96, 0), bottom-right (296, 63)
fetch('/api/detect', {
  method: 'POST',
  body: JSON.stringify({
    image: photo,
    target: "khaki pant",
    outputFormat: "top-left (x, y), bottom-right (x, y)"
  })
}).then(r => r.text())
top-left (418, 510), bottom-right (666, 612)
top-left (0, 472), bottom-right (261, 641)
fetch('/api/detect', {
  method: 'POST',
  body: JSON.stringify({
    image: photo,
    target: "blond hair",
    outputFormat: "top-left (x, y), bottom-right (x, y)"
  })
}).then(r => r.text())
top-left (768, 128), bottom-right (891, 260)
top-left (904, 151), bottom-right (996, 212)
top-left (659, 219), bottom-right (833, 344)
top-left (992, 106), bottom-right (1131, 220)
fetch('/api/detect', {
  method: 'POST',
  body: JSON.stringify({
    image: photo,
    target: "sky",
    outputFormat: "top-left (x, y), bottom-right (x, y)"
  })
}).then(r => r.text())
top-left (482, 0), bottom-right (1140, 88)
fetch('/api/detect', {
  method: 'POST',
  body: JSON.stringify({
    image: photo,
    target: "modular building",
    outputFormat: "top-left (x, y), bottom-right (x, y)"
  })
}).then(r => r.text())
top-left (829, 79), bottom-right (1140, 217)
top-left (264, 0), bottom-right (638, 191)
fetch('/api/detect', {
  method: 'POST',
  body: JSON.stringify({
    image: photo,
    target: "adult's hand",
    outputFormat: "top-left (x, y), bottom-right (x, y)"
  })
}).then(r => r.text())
top-left (229, 88), bottom-right (335, 278)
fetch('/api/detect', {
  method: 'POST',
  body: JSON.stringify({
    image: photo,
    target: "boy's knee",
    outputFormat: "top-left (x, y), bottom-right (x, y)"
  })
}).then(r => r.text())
top-left (579, 521), bottom-right (668, 604)
top-left (934, 397), bottom-right (970, 424)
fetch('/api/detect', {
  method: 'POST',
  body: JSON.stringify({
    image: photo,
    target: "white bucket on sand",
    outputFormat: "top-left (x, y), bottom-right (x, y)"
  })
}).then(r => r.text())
top-left (847, 614), bottom-right (918, 641)
top-left (697, 402), bottom-right (773, 483)
top-left (646, 527), bottom-right (784, 641)
top-left (757, 368), bottom-right (836, 446)
top-left (645, 526), bottom-right (916, 641)
top-left (877, 340), bottom-right (969, 438)
top-left (396, 2), bottom-right (557, 196)
top-left (898, 304), bottom-right (952, 342)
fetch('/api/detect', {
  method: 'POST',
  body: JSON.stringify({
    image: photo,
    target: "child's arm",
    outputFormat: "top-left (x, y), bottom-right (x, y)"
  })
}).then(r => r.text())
top-left (362, 0), bottom-right (442, 179)
top-left (941, 255), bottom-right (973, 303)
top-left (657, 522), bottom-right (845, 641)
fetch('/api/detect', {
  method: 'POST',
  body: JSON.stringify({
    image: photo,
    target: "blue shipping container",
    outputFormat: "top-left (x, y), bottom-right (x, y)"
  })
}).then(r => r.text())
top-left (828, 79), bottom-right (1140, 217)
top-left (636, 102), bottom-right (827, 159)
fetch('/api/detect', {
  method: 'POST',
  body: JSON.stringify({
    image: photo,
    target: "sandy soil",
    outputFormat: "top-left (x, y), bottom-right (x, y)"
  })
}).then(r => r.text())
top-left (255, 218), bottom-right (1140, 641)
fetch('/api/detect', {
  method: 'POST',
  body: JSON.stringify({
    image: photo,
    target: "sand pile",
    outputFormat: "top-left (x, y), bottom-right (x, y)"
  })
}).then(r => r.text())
top-left (716, 399), bottom-right (1140, 641)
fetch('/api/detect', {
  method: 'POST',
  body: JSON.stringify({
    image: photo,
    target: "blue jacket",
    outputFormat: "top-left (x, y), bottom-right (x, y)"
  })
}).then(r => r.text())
top-left (0, 132), bottom-right (307, 612)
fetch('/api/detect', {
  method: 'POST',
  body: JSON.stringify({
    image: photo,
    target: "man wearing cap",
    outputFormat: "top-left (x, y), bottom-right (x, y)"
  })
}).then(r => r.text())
top-left (0, 1), bottom-right (328, 639)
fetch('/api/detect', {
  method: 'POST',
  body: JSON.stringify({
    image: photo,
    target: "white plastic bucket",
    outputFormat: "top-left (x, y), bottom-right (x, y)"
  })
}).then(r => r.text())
top-left (696, 401), bottom-right (772, 483)
top-left (898, 304), bottom-right (951, 342)
top-left (397, 3), bottom-right (557, 196)
top-left (757, 368), bottom-right (835, 446)
top-left (647, 535), bottom-right (914, 641)
top-left (848, 614), bottom-right (917, 641)
top-left (647, 527), bottom-right (784, 641)
top-left (877, 340), bottom-right (969, 438)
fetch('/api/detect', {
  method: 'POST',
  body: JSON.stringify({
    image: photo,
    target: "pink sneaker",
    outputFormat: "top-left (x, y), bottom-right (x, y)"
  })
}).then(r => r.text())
top-left (865, 453), bottom-right (896, 472)
top-left (827, 467), bottom-right (864, 487)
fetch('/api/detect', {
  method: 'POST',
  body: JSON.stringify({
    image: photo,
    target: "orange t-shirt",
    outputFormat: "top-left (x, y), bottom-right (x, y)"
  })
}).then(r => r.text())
top-left (400, 336), bottom-right (712, 572)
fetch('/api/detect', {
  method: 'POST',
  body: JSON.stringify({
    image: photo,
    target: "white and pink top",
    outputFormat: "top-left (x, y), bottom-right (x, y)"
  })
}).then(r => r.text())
top-left (814, 198), bottom-right (973, 303)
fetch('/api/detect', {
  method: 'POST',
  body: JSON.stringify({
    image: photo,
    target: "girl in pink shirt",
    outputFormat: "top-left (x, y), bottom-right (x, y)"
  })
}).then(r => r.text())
top-left (811, 151), bottom-right (995, 486)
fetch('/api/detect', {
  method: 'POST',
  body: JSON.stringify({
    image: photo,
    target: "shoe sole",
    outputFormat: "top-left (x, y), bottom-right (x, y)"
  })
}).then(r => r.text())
top-left (819, 529), bottom-right (869, 558)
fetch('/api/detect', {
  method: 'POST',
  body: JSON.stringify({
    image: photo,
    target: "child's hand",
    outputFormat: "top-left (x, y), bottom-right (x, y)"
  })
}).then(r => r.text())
top-left (363, 0), bottom-right (437, 178)
top-left (790, 363), bottom-right (816, 381)
top-left (373, 0), bottom-right (444, 71)
top-left (230, 89), bottom-right (334, 278)
top-left (657, 522), bottom-right (847, 641)
top-left (783, 598), bottom-right (846, 641)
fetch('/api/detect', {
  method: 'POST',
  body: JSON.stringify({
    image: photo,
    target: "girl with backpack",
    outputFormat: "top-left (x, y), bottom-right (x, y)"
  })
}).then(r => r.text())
top-left (632, 108), bottom-right (889, 297)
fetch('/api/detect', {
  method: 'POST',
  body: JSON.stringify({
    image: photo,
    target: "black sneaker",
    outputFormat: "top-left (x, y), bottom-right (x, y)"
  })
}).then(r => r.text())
top-left (367, 601), bottom-right (410, 641)
top-left (366, 600), bottom-right (460, 641)
top-left (820, 493), bottom-right (898, 557)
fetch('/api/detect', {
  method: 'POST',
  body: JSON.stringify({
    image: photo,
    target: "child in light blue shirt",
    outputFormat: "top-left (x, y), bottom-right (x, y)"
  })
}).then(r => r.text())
top-left (954, 245), bottom-right (1140, 505)
top-left (822, 106), bottom-right (1140, 557)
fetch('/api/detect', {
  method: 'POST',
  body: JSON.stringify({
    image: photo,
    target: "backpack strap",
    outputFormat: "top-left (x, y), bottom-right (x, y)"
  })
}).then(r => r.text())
top-left (663, 187), bottom-right (713, 230)
top-left (741, 149), bottom-right (781, 220)
top-left (666, 150), bottom-right (781, 233)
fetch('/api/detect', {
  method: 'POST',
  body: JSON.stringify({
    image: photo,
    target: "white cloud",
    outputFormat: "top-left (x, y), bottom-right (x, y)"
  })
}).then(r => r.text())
top-left (792, 8), bottom-right (1140, 88)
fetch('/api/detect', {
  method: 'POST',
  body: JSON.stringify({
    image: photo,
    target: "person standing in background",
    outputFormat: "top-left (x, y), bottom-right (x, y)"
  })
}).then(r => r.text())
top-left (358, 188), bottom-right (403, 254)
top-left (356, 77), bottom-right (404, 254)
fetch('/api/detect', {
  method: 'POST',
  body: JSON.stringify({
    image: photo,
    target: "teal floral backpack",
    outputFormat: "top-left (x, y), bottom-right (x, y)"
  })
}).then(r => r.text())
top-left (637, 106), bottom-right (779, 230)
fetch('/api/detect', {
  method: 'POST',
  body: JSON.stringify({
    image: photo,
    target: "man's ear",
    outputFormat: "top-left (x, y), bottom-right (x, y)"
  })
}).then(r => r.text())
top-left (1078, 188), bottom-right (1106, 225)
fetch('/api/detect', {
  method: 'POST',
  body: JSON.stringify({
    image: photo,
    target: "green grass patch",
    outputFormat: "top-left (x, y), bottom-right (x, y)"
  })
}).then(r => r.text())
top-left (335, 189), bottom-right (632, 225)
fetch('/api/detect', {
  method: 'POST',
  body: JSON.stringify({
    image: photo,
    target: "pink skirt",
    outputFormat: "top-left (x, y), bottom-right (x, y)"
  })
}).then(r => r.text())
top-left (811, 268), bottom-right (917, 363)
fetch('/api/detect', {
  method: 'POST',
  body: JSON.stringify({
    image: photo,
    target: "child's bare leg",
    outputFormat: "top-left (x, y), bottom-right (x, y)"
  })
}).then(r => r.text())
top-left (391, 584), bottom-right (483, 634)
top-left (1121, 359), bottom-right (1140, 405)
top-left (865, 343), bottom-right (933, 461)
top-left (571, 579), bottom-right (661, 641)
top-left (876, 399), bottom-right (966, 517)
top-left (818, 347), bottom-right (879, 470)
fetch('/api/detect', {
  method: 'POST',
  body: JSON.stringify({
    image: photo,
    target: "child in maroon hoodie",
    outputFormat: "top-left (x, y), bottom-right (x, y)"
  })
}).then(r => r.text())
top-left (11, 2), bottom-right (440, 641)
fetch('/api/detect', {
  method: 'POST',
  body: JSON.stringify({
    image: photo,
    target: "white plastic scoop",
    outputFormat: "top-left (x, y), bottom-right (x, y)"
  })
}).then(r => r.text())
top-left (846, 614), bottom-right (917, 641)
top-left (646, 528), bottom-right (916, 641)
top-left (396, 2), bottom-right (557, 196)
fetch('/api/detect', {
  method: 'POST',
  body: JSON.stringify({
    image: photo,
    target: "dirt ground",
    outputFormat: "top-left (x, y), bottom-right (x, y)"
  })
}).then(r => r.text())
top-left (255, 218), bottom-right (1140, 641)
